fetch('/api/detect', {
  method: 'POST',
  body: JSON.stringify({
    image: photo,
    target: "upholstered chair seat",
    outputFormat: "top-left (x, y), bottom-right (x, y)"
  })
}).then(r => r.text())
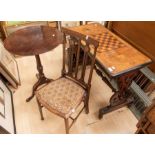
top-left (36, 77), bottom-right (85, 118)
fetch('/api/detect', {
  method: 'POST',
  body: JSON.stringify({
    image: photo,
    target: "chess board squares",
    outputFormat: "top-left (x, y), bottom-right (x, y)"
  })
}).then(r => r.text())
top-left (92, 32), bottom-right (125, 53)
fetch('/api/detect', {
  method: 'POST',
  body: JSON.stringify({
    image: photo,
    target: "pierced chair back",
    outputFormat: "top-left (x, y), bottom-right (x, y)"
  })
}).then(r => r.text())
top-left (62, 28), bottom-right (99, 91)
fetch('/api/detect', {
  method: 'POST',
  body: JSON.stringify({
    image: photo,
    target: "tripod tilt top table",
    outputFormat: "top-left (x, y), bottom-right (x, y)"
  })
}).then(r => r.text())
top-left (4, 26), bottom-right (63, 102)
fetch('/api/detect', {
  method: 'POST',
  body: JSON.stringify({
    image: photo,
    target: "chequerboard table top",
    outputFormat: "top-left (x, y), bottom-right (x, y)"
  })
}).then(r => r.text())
top-left (68, 23), bottom-right (152, 77)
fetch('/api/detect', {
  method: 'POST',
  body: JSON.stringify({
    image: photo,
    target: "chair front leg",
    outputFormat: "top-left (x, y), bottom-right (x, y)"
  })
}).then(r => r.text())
top-left (84, 92), bottom-right (90, 114)
top-left (37, 100), bottom-right (44, 120)
top-left (64, 118), bottom-right (69, 134)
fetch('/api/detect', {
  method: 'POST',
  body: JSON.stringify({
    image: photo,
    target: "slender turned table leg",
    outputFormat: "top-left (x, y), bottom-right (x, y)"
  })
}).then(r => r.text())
top-left (26, 55), bottom-right (52, 102)
top-left (98, 71), bottom-right (138, 119)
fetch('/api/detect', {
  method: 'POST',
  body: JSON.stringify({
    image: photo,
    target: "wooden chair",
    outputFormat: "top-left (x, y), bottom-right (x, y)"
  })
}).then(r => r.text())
top-left (35, 27), bottom-right (99, 134)
top-left (136, 101), bottom-right (155, 134)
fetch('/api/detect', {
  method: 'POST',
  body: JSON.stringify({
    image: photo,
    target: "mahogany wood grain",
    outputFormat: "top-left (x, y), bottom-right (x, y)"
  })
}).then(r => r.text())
top-left (4, 26), bottom-right (63, 56)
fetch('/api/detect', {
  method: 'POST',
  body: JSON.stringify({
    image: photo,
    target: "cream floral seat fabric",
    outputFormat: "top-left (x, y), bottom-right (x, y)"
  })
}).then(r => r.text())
top-left (36, 77), bottom-right (85, 118)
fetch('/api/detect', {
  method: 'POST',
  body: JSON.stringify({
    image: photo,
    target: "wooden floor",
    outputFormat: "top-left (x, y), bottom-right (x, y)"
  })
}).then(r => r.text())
top-left (13, 45), bottom-right (138, 134)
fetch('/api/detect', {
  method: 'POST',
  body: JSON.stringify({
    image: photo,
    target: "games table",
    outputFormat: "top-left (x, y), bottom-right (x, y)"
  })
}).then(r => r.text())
top-left (68, 23), bottom-right (152, 119)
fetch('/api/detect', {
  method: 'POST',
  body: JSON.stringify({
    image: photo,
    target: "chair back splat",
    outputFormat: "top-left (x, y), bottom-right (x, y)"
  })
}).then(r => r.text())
top-left (62, 28), bottom-right (99, 90)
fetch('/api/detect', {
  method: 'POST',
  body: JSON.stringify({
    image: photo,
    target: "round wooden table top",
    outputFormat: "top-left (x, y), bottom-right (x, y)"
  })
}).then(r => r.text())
top-left (4, 26), bottom-right (63, 56)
